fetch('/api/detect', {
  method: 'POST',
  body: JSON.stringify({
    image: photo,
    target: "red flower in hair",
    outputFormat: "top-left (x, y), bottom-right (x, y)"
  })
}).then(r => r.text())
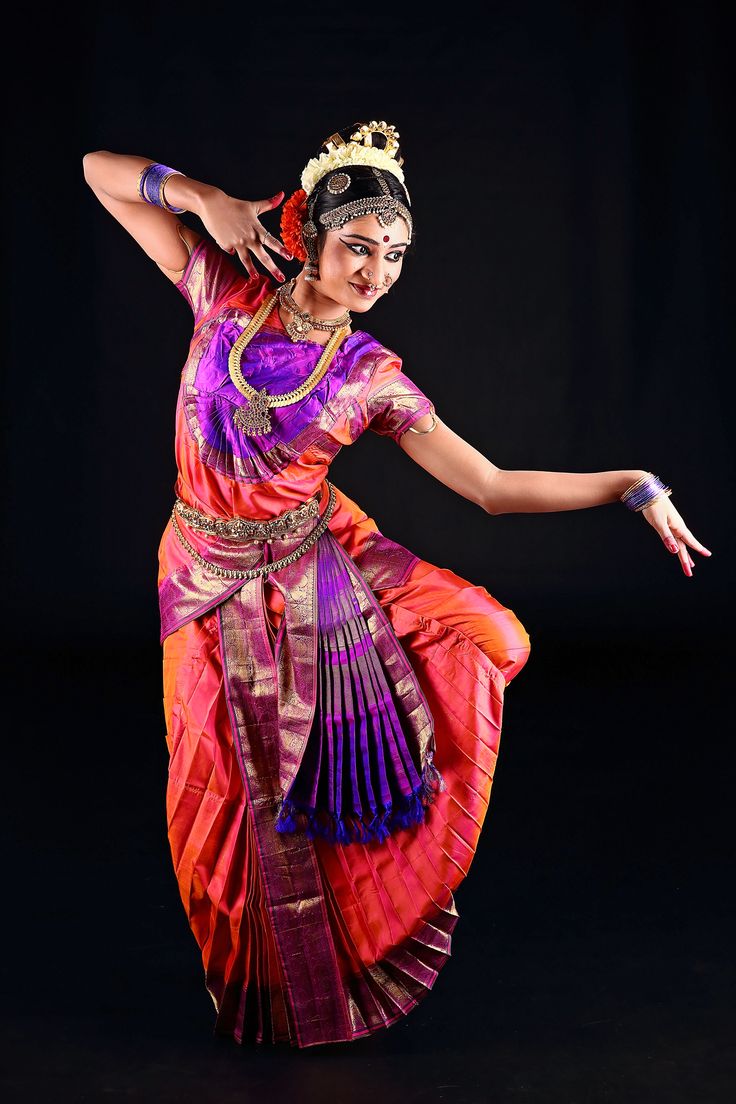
top-left (280, 188), bottom-right (309, 262)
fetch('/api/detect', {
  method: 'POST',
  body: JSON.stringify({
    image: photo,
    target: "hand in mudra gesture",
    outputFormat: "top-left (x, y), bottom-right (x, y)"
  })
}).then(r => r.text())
top-left (640, 493), bottom-right (712, 577)
top-left (199, 188), bottom-right (293, 283)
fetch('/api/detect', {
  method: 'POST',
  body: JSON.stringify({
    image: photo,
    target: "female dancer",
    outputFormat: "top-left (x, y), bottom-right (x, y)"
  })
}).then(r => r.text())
top-left (83, 121), bottom-right (711, 1049)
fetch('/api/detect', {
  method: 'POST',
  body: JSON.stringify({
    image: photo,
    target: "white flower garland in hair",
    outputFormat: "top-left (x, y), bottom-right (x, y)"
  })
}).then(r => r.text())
top-left (301, 144), bottom-right (407, 197)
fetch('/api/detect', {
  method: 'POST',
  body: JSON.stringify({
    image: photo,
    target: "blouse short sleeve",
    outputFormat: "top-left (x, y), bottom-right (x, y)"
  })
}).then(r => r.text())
top-left (175, 236), bottom-right (243, 328)
top-left (366, 351), bottom-right (435, 443)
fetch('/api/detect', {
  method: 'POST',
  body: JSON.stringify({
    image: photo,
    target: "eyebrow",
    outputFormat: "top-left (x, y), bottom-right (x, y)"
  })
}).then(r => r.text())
top-left (340, 233), bottom-right (409, 248)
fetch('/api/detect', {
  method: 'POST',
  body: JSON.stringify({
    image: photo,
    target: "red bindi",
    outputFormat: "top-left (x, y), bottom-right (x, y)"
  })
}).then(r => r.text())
top-left (383, 235), bottom-right (390, 242)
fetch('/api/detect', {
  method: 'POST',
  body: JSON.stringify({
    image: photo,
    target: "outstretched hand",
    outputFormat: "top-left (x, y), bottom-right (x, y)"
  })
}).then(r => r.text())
top-left (640, 494), bottom-right (712, 577)
top-left (198, 188), bottom-right (293, 282)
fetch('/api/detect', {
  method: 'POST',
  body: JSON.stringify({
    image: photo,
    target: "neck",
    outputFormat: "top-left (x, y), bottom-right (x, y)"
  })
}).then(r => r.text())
top-left (290, 272), bottom-right (349, 318)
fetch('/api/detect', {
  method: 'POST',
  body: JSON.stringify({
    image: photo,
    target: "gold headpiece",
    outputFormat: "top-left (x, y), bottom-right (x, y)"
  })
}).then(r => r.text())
top-left (295, 120), bottom-right (412, 281)
top-left (300, 120), bottom-right (406, 196)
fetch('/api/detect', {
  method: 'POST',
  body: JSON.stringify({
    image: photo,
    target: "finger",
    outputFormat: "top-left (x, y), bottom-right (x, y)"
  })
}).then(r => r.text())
top-left (675, 539), bottom-right (692, 577)
top-left (670, 535), bottom-right (689, 575)
top-left (235, 246), bottom-right (257, 281)
top-left (252, 242), bottom-right (285, 282)
top-left (660, 527), bottom-right (680, 554)
top-left (673, 525), bottom-right (712, 557)
top-left (258, 190), bottom-right (285, 212)
top-left (261, 228), bottom-right (294, 262)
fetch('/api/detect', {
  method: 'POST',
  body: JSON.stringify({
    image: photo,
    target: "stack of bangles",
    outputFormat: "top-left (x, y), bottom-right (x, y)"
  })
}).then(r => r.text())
top-left (137, 162), bottom-right (185, 213)
top-left (619, 472), bottom-right (673, 512)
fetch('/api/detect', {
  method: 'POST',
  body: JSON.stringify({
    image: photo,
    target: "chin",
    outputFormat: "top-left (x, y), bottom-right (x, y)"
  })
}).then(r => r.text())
top-left (348, 299), bottom-right (380, 314)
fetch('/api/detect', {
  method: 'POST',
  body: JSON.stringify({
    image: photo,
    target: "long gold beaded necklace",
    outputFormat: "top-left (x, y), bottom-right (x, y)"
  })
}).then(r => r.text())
top-left (228, 290), bottom-right (350, 437)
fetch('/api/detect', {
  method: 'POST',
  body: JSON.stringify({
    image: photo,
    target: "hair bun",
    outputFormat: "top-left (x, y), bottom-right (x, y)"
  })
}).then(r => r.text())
top-left (301, 120), bottom-right (406, 197)
top-left (320, 120), bottom-right (405, 166)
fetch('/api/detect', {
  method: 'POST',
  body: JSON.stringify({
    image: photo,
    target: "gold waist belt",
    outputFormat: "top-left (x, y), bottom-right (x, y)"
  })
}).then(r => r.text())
top-left (169, 482), bottom-right (337, 581)
top-left (173, 489), bottom-right (323, 542)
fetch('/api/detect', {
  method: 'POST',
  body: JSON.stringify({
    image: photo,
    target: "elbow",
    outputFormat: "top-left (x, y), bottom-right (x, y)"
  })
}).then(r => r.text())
top-left (482, 467), bottom-right (506, 516)
top-left (82, 151), bottom-right (97, 185)
top-left (82, 150), bottom-right (109, 185)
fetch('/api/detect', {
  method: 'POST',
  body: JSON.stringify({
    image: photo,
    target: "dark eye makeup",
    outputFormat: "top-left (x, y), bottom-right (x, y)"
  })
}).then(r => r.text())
top-left (340, 240), bottom-right (405, 262)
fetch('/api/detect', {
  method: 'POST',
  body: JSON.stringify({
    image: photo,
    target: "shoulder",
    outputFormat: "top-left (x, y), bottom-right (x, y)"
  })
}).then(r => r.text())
top-left (361, 338), bottom-right (433, 440)
top-left (354, 327), bottom-right (400, 361)
top-left (172, 235), bottom-right (280, 329)
top-left (345, 328), bottom-right (402, 372)
top-left (362, 339), bottom-right (404, 387)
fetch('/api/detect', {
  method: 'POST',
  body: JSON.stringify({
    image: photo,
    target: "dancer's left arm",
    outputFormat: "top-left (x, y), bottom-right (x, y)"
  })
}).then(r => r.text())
top-left (399, 415), bottom-right (712, 577)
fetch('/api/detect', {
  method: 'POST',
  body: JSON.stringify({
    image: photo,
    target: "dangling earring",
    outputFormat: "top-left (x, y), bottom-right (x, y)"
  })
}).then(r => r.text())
top-left (302, 219), bottom-right (320, 281)
top-left (301, 191), bottom-right (321, 281)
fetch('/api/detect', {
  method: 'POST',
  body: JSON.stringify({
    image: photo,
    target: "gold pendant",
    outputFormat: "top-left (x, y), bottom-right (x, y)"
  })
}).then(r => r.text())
top-left (284, 313), bottom-right (313, 343)
top-left (232, 388), bottom-right (273, 436)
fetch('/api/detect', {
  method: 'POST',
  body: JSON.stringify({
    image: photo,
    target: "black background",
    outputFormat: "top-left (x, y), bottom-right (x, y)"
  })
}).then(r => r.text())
top-left (3, 2), bottom-right (734, 1101)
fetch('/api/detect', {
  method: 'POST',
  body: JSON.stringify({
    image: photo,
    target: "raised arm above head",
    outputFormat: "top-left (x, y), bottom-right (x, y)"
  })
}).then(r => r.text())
top-left (82, 150), bottom-right (293, 282)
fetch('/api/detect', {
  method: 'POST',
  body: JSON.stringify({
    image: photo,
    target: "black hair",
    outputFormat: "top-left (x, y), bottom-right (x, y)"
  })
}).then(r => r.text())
top-left (308, 122), bottom-right (416, 255)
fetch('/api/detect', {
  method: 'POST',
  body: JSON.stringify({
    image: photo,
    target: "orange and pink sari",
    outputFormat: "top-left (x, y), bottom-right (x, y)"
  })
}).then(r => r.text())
top-left (157, 237), bottom-right (531, 1048)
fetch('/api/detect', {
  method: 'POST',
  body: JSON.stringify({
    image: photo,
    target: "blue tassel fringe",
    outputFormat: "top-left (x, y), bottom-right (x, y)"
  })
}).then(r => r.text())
top-left (274, 753), bottom-right (447, 846)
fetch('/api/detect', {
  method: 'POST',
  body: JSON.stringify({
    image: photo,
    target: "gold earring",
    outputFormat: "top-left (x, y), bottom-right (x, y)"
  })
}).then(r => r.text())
top-left (302, 221), bottom-right (320, 281)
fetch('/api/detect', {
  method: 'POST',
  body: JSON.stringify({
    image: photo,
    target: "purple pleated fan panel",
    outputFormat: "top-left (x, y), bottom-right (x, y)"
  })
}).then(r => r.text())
top-left (275, 533), bottom-right (438, 845)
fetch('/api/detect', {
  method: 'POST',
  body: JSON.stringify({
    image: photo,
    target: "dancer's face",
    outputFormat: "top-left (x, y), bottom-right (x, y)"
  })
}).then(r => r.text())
top-left (313, 214), bottom-right (409, 312)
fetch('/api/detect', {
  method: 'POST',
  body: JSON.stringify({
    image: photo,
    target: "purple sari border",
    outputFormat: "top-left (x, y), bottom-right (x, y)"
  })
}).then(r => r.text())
top-left (216, 592), bottom-right (352, 1047)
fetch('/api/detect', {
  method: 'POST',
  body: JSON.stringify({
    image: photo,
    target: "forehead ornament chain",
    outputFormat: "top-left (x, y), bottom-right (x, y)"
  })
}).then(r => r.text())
top-left (318, 168), bottom-right (413, 239)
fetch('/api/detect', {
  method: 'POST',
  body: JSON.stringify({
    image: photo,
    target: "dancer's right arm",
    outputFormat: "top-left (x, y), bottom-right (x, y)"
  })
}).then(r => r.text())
top-left (82, 150), bottom-right (291, 281)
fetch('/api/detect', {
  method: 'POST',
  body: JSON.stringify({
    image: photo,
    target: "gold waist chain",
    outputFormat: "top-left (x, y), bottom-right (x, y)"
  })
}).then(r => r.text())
top-left (169, 483), bottom-right (337, 581)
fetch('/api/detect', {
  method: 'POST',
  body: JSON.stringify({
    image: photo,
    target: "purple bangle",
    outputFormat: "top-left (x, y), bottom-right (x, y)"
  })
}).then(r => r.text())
top-left (620, 472), bottom-right (671, 511)
top-left (137, 162), bottom-right (185, 213)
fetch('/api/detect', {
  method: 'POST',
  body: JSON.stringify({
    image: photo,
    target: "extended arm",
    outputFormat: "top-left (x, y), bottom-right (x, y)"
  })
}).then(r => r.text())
top-left (397, 414), bottom-right (641, 513)
top-left (399, 414), bottom-right (711, 574)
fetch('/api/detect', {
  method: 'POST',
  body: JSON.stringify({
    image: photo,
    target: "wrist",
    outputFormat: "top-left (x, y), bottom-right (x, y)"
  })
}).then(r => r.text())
top-left (190, 181), bottom-right (225, 219)
top-left (619, 470), bottom-right (672, 512)
top-left (616, 469), bottom-right (648, 500)
top-left (164, 176), bottom-right (222, 218)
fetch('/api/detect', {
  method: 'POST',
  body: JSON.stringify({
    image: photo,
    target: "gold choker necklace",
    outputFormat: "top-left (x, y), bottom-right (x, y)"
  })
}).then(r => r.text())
top-left (277, 278), bottom-right (351, 343)
top-left (228, 293), bottom-right (349, 437)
